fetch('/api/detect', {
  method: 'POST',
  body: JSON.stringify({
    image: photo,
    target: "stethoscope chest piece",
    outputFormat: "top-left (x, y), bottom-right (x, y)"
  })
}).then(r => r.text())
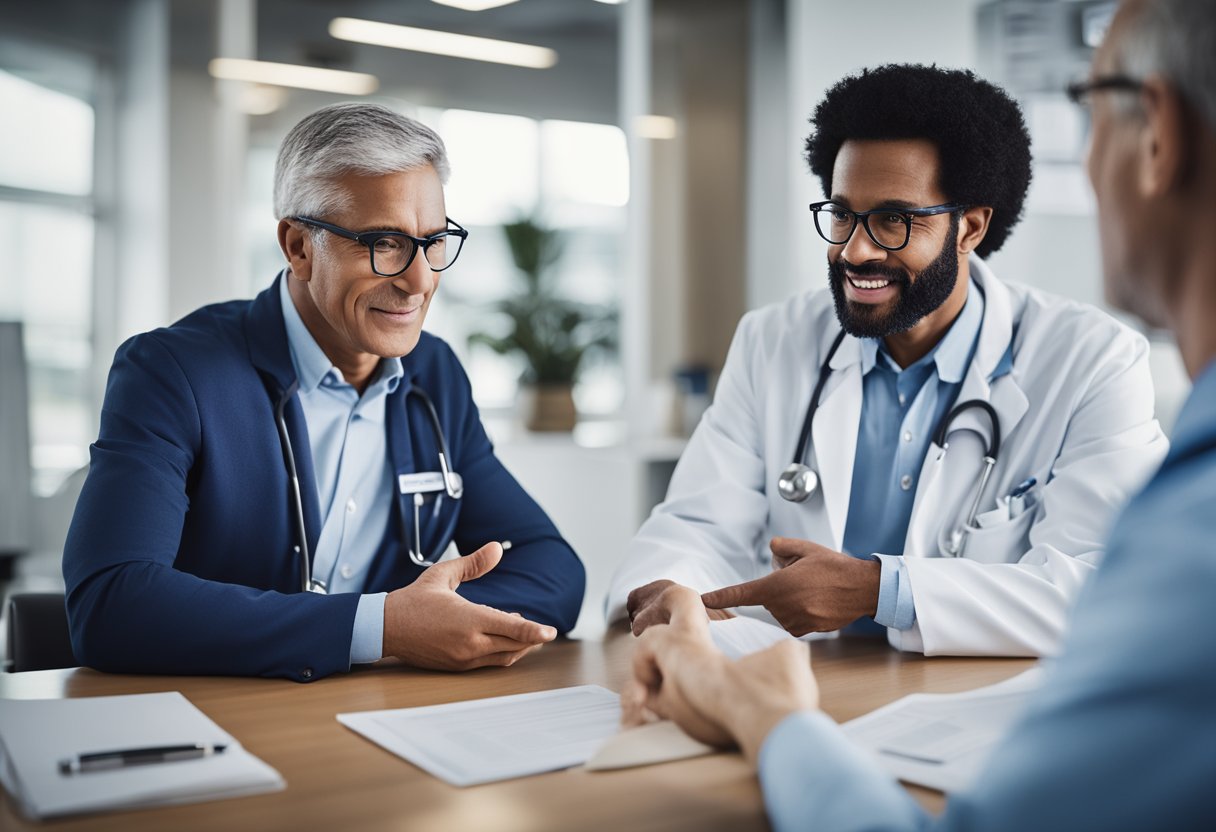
top-left (777, 462), bottom-right (819, 503)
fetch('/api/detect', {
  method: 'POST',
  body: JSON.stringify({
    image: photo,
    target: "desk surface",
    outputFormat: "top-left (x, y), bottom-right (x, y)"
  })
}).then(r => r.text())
top-left (0, 633), bottom-right (1032, 831)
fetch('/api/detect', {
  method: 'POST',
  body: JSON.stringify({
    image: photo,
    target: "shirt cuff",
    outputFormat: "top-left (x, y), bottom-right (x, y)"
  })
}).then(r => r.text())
top-left (349, 592), bottom-right (387, 665)
top-left (871, 554), bottom-right (917, 631)
top-left (759, 710), bottom-right (925, 832)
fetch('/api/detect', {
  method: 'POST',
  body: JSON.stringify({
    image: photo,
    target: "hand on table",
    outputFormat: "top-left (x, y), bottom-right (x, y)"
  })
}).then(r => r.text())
top-left (383, 542), bottom-right (556, 671)
top-left (701, 537), bottom-right (881, 636)
top-left (621, 585), bottom-right (819, 765)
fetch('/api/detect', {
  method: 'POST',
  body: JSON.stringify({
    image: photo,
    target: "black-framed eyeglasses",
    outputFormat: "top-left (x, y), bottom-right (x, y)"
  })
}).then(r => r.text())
top-left (808, 200), bottom-right (966, 252)
top-left (1065, 75), bottom-right (1144, 108)
top-left (292, 216), bottom-right (469, 275)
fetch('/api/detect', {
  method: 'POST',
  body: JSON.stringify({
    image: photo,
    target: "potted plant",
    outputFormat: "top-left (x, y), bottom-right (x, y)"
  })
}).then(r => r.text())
top-left (467, 216), bottom-right (617, 431)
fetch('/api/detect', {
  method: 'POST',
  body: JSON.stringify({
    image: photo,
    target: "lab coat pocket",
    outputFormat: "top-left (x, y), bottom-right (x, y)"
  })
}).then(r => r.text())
top-left (957, 508), bottom-right (1036, 565)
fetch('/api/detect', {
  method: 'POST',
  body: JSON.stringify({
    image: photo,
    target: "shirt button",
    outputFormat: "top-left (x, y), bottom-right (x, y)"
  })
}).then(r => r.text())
top-left (340, 563), bottom-right (354, 580)
top-left (900, 475), bottom-right (913, 491)
top-left (898, 394), bottom-right (907, 406)
top-left (346, 498), bottom-right (357, 514)
top-left (902, 431), bottom-right (913, 443)
top-left (301, 668), bottom-right (313, 680)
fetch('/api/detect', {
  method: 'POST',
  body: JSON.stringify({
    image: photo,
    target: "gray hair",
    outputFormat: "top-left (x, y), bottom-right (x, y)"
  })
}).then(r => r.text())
top-left (1112, 0), bottom-right (1216, 131)
top-left (273, 103), bottom-right (451, 221)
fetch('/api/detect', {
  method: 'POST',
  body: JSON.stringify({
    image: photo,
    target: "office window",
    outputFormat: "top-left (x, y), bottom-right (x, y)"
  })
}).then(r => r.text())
top-left (0, 65), bottom-right (97, 495)
top-left (425, 109), bottom-right (628, 416)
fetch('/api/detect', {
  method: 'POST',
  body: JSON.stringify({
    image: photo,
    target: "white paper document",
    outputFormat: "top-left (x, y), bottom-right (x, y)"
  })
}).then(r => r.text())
top-left (709, 614), bottom-right (834, 660)
top-left (842, 667), bottom-right (1042, 793)
top-left (338, 684), bottom-right (621, 787)
top-left (585, 720), bottom-right (715, 771)
top-left (710, 616), bottom-right (796, 659)
top-left (0, 692), bottom-right (284, 820)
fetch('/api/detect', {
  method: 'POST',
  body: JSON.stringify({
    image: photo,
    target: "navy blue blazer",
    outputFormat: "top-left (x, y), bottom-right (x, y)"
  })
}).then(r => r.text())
top-left (63, 277), bottom-right (585, 681)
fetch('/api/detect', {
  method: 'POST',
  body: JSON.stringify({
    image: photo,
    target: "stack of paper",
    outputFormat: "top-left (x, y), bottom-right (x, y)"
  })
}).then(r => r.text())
top-left (841, 667), bottom-right (1043, 792)
top-left (339, 685), bottom-right (621, 786)
top-left (0, 692), bottom-right (284, 819)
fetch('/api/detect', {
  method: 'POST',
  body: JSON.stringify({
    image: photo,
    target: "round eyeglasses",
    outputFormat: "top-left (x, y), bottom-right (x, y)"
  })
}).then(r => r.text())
top-left (808, 201), bottom-right (965, 252)
top-left (292, 216), bottom-right (469, 275)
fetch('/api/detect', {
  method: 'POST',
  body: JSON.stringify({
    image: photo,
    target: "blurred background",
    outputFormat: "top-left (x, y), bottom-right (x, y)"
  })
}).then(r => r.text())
top-left (0, 0), bottom-right (1190, 646)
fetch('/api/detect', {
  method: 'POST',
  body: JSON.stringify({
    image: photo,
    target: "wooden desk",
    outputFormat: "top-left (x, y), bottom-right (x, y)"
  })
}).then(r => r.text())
top-left (0, 634), bottom-right (1032, 831)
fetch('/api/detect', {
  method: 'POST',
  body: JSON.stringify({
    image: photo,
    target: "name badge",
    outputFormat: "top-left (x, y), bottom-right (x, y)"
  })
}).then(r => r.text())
top-left (398, 471), bottom-right (462, 495)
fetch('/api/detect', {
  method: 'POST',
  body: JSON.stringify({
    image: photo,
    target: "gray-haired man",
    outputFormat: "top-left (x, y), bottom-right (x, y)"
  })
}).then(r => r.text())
top-left (64, 104), bottom-right (585, 681)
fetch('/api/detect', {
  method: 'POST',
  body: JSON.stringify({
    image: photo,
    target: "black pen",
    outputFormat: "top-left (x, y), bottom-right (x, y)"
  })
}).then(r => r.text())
top-left (58, 743), bottom-right (227, 775)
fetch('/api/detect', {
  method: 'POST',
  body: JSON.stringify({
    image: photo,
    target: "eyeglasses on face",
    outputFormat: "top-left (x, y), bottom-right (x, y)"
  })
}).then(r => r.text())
top-left (291, 216), bottom-right (469, 276)
top-left (1065, 75), bottom-right (1145, 108)
top-left (808, 201), bottom-right (966, 252)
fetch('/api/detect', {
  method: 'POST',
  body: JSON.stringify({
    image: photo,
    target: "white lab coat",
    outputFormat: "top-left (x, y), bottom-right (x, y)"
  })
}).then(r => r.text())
top-left (607, 257), bottom-right (1168, 656)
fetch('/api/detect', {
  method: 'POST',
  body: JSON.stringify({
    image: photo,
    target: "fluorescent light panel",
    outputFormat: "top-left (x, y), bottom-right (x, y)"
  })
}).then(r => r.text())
top-left (329, 17), bottom-right (558, 70)
top-left (208, 58), bottom-right (379, 95)
top-left (431, 0), bottom-right (521, 10)
top-left (635, 115), bottom-right (677, 140)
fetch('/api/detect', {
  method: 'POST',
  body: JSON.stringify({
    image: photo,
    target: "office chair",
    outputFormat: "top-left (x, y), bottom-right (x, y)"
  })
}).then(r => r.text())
top-left (4, 592), bottom-right (77, 672)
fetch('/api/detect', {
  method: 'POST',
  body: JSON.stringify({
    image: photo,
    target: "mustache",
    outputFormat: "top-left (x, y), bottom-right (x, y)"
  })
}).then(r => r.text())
top-left (831, 259), bottom-right (909, 284)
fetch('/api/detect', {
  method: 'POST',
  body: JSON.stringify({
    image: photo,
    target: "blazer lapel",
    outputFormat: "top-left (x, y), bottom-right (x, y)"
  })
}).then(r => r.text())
top-left (245, 273), bottom-right (323, 579)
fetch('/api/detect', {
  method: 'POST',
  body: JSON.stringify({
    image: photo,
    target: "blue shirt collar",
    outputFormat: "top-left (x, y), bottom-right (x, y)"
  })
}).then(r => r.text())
top-left (1167, 356), bottom-right (1216, 464)
top-left (278, 271), bottom-right (404, 398)
top-left (858, 278), bottom-right (984, 383)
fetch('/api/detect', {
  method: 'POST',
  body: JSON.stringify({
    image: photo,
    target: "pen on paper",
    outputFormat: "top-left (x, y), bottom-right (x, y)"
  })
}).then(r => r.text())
top-left (58, 743), bottom-right (227, 775)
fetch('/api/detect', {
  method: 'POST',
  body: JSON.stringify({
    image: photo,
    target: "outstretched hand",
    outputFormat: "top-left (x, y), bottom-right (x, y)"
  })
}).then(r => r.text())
top-left (383, 541), bottom-right (557, 671)
top-left (701, 537), bottom-right (881, 636)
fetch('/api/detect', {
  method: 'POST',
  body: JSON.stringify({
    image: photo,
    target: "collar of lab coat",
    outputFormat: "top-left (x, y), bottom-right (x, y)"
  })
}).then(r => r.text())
top-left (811, 255), bottom-right (1030, 549)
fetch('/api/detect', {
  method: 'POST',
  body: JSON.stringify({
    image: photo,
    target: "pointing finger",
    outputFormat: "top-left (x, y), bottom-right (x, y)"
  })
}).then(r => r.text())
top-left (701, 575), bottom-right (771, 610)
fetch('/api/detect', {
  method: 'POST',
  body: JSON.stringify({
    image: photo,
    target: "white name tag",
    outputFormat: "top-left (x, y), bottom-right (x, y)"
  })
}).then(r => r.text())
top-left (398, 471), bottom-right (462, 495)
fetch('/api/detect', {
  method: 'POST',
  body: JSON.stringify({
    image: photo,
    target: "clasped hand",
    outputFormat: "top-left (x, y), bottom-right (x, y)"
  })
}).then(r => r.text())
top-left (382, 542), bottom-right (557, 671)
top-left (621, 585), bottom-right (819, 765)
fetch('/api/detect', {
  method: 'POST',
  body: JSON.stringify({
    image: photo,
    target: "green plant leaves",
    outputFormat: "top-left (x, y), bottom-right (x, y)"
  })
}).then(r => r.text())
top-left (466, 216), bottom-right (617, 386)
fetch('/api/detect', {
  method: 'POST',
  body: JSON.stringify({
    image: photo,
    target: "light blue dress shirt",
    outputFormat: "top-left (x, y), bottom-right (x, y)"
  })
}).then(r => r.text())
top-left (756, 360), bottom-right (1216, 831)
top-left (280, 276), bottom-right (400, 665)
top-left (842, 281), bottom-right (983, 633)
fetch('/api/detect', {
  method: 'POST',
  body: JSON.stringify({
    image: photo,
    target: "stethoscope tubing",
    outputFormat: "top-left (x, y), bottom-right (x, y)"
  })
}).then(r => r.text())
top-left (273, 383), bottom-right (460, 593)
top-left (782, 329), bottom-right (1003, 557)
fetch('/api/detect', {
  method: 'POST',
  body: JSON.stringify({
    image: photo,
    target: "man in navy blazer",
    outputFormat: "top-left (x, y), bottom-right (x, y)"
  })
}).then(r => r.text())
top-left (63, 103), bottom-right (585, 682)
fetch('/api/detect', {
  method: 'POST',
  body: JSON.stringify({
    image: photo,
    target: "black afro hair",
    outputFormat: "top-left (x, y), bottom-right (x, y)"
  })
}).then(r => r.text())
top-left (804, 64), bottom-right (1032, 259)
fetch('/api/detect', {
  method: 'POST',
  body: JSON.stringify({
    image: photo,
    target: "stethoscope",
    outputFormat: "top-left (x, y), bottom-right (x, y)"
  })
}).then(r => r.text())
top-left (274, 382), bottom-right (463, 593)
top-left (777, 330), bottom-right (1002, 557)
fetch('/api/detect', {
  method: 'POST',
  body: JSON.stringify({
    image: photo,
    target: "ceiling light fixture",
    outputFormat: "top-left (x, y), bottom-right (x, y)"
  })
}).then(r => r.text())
top-left (431, 0), bottom-right (521, 10)
top-left (208, 58), bottom-right (379, 95)
top-left (329, 17), bottom-right (558, 70)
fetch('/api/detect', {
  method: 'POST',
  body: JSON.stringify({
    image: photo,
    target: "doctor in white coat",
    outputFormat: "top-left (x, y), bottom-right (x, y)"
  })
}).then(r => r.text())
top-left (609, 64), bottom-right (1168, 657)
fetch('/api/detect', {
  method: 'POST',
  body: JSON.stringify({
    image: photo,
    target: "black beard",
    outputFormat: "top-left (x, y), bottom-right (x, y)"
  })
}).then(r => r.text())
top-left (828, 217), bottom-right (960, 339)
